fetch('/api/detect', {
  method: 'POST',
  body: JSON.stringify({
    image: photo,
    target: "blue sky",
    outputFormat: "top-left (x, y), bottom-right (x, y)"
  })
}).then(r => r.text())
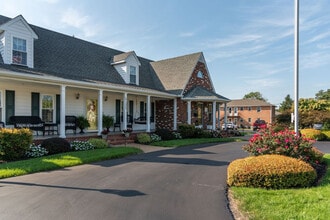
top-left (1, 0), bottom-right (329, 106)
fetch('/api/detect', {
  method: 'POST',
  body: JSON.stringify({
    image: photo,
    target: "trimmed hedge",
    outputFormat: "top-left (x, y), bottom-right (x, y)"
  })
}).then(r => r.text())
top-left (227, 155), bottom-right (317, 189)
top-left (0, 128), bottom-right (33, 161)
top-left (136, 133), bottom-right (152, 144)
top-left (41, 137), bottom-right (71, 155)
top-left (88, 138), bottom-right (108, 149)
top-left (301, 129), bottom-right (328, 141)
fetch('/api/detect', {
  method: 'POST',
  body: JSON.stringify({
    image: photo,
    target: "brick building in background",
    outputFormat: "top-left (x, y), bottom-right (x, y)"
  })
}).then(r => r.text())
top-left (219, 99), bottom-right (276, 129)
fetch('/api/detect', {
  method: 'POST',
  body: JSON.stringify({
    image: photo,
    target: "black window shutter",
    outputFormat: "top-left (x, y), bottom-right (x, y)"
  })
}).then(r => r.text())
top-left (115, 99), bottom-right (121, 123)
top-left (31, 92), bottom-right (40, 116)
top-left (56, 94), bottom-right (60, 124)
top-left (5, 90), bottom-right (15, 123)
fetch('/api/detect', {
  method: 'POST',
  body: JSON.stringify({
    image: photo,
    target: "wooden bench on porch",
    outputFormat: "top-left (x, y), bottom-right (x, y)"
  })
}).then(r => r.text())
top-left (65, 115), bottom-right (77, 134)
top-left (9, 116), bottom-right (45, 135)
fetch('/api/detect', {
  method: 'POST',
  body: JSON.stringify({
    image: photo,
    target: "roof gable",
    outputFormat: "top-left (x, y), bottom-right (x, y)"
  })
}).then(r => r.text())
top-left (150, 52), bottom-right (202, 92)
top-left (223, 99), bottom-right (275, 107)
top-left (0, 15), bottom-right (38, 39)
top-left (112, 51), bottom-right (141, 66)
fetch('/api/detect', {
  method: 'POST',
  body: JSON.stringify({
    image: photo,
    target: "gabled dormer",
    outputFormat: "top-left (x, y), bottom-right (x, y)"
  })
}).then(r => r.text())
top-left (111, 51), bottom-right (141, 85)
top-left (0, 15), bottom-right (38, 68)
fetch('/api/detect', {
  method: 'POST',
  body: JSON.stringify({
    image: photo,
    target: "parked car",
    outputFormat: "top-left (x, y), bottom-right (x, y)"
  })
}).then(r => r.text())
top-left (222, 122), bottom-right (238, 130)
top-left (253, 119), bottom-right (267, 131)
top-left (313, 124), bottom-right (323, 130)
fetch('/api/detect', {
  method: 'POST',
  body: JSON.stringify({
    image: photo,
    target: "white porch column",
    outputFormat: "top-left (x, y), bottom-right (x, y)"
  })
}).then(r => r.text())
top-left (123, 92), bottom-right (127, 130)
top-left (187, 100), bottom-right (191, 124)
top-left (224, 103), bottom-right (227, 129)
top-left (212, 101), bottom-right (216, 130)
top-left (59, 85), bottom-right (66, 138)
top-left (173, 98), bottom-right (177, 130)
top-left (217, 103), bottom-right (221, 128)
top-left (98, 90), bottom-right (103, 135)
top-left (146, 95), bottom-right (151, 132)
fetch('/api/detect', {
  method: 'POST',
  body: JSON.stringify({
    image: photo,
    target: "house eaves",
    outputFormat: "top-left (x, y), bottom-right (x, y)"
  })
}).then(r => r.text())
top-left (0, 67), bottom-right (177, 99)
top-left (182, 86), bottom-right (230, 102)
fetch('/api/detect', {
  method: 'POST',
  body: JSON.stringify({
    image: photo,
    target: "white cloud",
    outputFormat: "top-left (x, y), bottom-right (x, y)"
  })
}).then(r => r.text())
top-left (179, 32), bottom-right (195, 37)
top-left (60, 8), bottom-right (102, 38)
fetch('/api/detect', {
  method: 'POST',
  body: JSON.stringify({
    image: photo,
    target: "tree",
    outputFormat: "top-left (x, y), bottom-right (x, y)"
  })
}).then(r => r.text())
top-left (315, 89), bottom-right (330, 101)
top-left (243, 91), bottom-right (267, 102)
top-left (279, 94), bottom-right (293, 112)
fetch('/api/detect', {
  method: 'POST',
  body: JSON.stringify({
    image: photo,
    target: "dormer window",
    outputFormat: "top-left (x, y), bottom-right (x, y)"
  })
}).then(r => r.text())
top-left (12, 37), bottom-right (27, 65)
top-left (130, 66), bottom-right (136, 84)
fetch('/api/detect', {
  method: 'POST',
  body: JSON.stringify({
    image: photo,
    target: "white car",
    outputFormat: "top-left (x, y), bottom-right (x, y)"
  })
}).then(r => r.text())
top-left (222, 122), bottom-right (237, 130)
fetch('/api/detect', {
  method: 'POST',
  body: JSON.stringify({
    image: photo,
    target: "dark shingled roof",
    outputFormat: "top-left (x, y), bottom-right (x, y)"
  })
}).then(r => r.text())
top-left (0, 14), bottom-right (228, 102)
top-left (0, 14), bottom-right (165, 91)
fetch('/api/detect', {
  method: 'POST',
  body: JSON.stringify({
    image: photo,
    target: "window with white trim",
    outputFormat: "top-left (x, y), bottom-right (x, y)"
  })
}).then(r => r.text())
top-left (41, 95), bottom-right (54, 122)
top-left (257, 106), bottom-right (261, 112)
top-left (12, 37), bottom-right (27, 65)
top-left (130, 66), bottom-right (136, 84)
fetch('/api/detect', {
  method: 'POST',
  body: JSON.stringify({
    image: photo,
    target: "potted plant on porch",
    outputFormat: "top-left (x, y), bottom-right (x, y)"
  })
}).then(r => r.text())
top-left (102, 114), bottom-right (114, 133)
top-left (76, 116), bottom-right (90, 134)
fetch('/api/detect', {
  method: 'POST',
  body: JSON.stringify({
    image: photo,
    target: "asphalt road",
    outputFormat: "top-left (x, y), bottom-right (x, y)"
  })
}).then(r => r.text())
top-left (0, 141), bottom-right (249, 220)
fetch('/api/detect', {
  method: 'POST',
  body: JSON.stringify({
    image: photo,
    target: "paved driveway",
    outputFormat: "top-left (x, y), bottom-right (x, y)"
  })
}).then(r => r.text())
top-left (0, 141), bottom-right (248, 220)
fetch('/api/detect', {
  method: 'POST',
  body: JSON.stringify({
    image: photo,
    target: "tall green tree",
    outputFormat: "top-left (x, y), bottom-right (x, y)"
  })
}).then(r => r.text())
top-left (315, 89), bottom-right (330, 101)
top-left (279, 94), bottom-right (293, 112)
top-left (243, 91), bottom-right (267, 102)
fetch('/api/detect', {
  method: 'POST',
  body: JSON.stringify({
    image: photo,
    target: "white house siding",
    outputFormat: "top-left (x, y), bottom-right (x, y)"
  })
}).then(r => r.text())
top-left (125, 55), bottom-right (140, 85)
top-left (2, 19), bottom-right (35, 68)
top-left (0, 32), bottom-right (4, 61)
top-left (113, 55), bottom-right (140, 85)
top-left (0, 80), bottom-right (156, 130)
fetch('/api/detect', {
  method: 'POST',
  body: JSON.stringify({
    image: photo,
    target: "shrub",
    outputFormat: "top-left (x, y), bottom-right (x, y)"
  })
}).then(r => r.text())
top-left (322, 130), bottom-right (330, 140)
top-left (41, 137), bottom-right (71, 155)
top-left (178, 124), bottom-right (195, 138)
top-left (88, 138), bottom-right (108, 149)
top-left (25, 144), bottom-right (48, 158)
top-left (227, 155), bottom-right (317, 189)
top-left (70, 140), bottom-right (94, 151)
top-left (0, 128), bottom-right (33, 161)
top-left (155, 128), bottom-right (174, 140)
top-left (243, 127), bottom-right (324, 166)
top-left (150, 133), bottom-right (162, 142)
top-left (172, 132), bottom-right (182, 139)
top-left (195, 129), bottom-right (212, 138)
top-left (300, 129), bottom-right (327, 141)
top-left (137, 133), bottom-right (152, 144)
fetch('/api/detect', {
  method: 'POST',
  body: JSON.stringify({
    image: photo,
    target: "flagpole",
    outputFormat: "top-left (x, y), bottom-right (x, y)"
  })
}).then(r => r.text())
top-left (294, 0), bottom-right (299, 135)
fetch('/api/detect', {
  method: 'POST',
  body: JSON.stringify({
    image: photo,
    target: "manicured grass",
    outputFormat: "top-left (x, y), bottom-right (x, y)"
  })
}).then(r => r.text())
top-left (0, 147), bottom-right (142, 179)
top-left (230, 154), bottom-right (330, 220)
top-left (151, 137), bottom-right (242, 147)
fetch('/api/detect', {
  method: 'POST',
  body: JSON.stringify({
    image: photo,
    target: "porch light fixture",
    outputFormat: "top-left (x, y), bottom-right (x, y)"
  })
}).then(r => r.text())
top-left (75, 92), bottom-right (80, 99)
top-left (104, 96), bottom-right (108, 102)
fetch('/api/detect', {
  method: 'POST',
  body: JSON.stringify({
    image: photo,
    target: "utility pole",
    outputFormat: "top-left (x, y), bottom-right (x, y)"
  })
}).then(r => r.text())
top-left (294, 0), bottom-right (299, 135)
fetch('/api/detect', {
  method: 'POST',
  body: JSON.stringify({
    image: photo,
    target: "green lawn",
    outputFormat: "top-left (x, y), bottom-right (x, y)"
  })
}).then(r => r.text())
top-left (230, 154), bottom-right (330, 220)
top-left (0, 147), bottom-right (142, 179)
top-left (151, 137), bottom-right (242, 147)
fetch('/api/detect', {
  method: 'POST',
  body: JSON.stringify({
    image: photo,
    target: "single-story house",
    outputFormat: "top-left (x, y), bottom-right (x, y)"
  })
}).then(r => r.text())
top-left (0, 14), bottom-right (230, 138)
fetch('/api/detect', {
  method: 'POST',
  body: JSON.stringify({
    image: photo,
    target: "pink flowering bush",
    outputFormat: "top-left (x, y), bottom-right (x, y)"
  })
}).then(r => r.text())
top-left (243, 127), bottom-right (324, 166)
